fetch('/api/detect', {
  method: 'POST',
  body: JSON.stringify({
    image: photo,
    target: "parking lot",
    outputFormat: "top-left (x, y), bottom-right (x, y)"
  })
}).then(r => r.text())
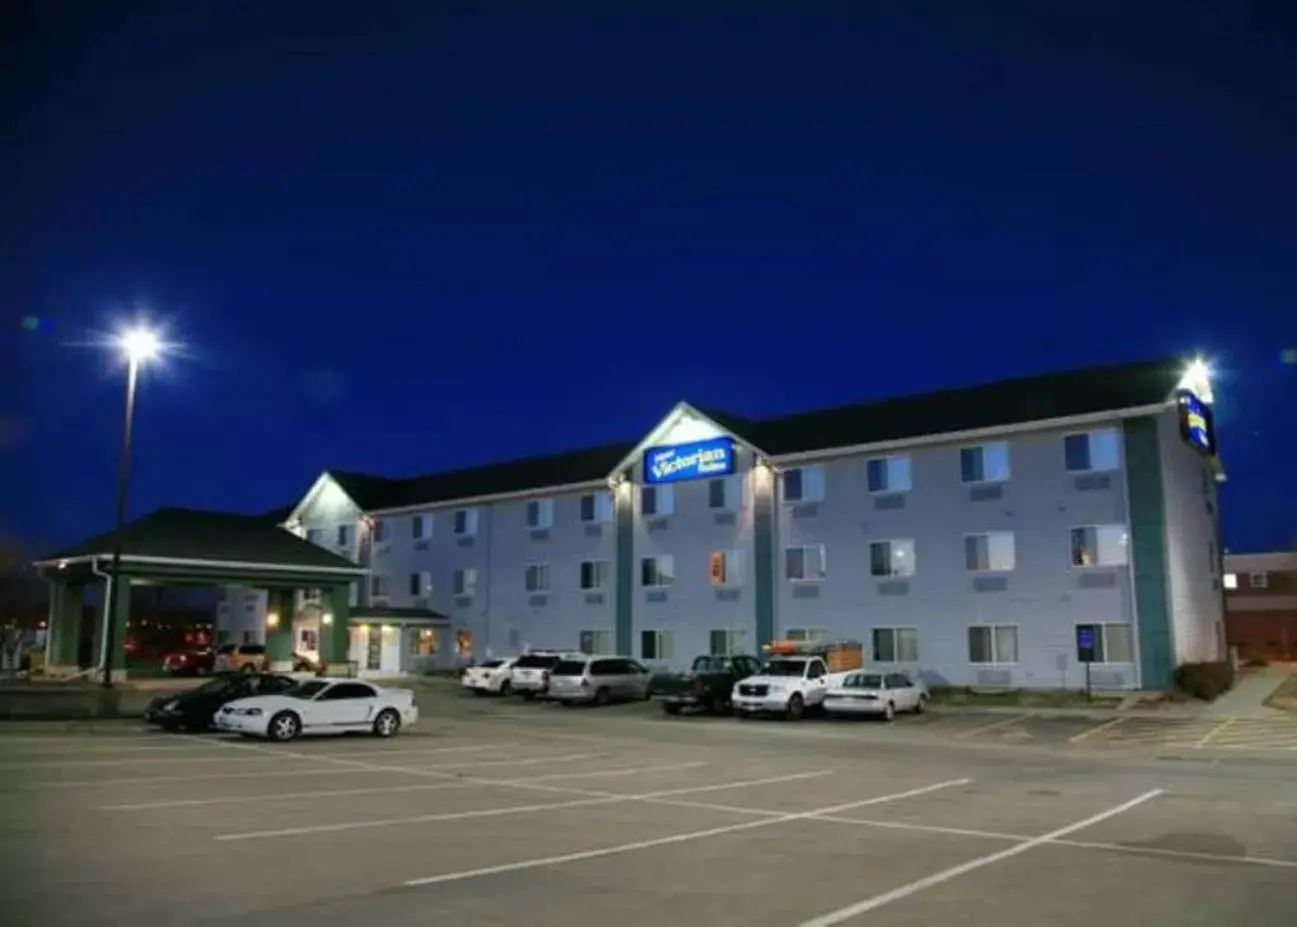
top-left (3, 691), bottom-right (1297, 926)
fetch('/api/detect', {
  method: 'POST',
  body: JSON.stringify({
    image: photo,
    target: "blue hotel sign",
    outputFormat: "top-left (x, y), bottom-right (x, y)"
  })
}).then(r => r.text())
top-left (1176, 389), bottom-right (1216, 457)
top-left (643, 436), bottom-right (736, 485)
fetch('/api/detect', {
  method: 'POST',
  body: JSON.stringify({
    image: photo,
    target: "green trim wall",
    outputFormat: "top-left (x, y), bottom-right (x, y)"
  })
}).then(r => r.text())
top-left (614, 482), bottom-right (634, 655)
top-left (1123, 417), bottom-right (1175, 689)
top-left (752, 471), bottom-right (776, 649)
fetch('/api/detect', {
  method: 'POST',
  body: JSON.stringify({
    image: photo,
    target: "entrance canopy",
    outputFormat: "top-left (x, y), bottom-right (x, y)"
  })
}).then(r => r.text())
top-left (349, 605), bottom-right (450, 627)
top-left (34, 507), bottom-right (367, 587)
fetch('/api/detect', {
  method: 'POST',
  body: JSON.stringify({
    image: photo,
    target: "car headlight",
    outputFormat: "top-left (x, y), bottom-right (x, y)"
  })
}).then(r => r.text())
top-left (162, 700), bottom-right (178, 711)
top-left (241, 707), bottom-right (263, 716)
top-left (767, 684), bottom-right (785, 694)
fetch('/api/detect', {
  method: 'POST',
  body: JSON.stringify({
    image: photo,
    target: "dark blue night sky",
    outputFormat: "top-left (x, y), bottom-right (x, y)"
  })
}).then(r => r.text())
top-left (3, 2), bottom-right (1294, 556)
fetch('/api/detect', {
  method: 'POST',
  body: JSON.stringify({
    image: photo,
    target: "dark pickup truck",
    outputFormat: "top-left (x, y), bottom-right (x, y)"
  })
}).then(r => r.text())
top-left (650, 654), bottom-right (763, 715)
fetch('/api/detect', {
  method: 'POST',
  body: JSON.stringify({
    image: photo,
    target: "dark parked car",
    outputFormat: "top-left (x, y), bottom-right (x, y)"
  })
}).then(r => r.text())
top-left (143, 672), bottom-right (297, 732)
top-left (162, 649), bottom-right (216, 677)
top-left (650, 654), bottom-right (763, 715)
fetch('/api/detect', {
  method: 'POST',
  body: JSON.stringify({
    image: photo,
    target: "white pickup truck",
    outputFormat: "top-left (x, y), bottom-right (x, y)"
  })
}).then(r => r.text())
top-left (731, 654), bottom-right (847, 720)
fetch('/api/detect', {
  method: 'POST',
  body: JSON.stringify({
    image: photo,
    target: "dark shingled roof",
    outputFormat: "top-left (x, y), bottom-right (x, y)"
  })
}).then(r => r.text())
top-left (325, 358), bottom-right (1184, 512)
top-left (40, 508), bottom-right (364, 569)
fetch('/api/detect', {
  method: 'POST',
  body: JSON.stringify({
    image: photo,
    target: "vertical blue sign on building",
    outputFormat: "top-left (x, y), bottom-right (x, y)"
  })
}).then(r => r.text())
top-left (1176, 389), bottom-right (1216, 456)
top-left (643, 436), bottom-right (736, 485)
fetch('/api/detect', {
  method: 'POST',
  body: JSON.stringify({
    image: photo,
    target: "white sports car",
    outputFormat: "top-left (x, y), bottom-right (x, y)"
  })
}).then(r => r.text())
top-left (214, 678), bottom-right (418, 742)
top-left (461, 658), bottom-right (517, 695)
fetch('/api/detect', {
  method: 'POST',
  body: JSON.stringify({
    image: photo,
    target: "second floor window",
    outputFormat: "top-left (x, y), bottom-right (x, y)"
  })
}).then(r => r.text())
top-left (452, 567), bottom-right (477, 597)
top-left (785, 544), bottom-right (827, 582)
top-left (524, 564), bottom-right (551, 593)
top-left (641, 555), bottom-right (675, 588)
top-left (1070, 525), bottom-right (1128, 567)
top-left (869, 539), bottom-right (915, 578)
top-left (453, 508), bottom-right (479, 537)
top-left (866, 455), bottom-right (912, 494)
top-left (411, 514), bottom-right (430, 540)
top-left (371, 519), bottom-right (387, 543)
top-left (370, 574), bottom-right (388, 598)
top-left (965, 531), bottom-right (1016, 572)
top-left (336, 524), bottom-right (352, 547)
top-left (580, 491), bottom-right (613, 523)
top-left (708, 476), bottom-right (743, 509)
top-left (641, 485), bottom-right (675, 517)
top-left (960, 442), bottom-right (1011, 484)
top-left (782, 465), bottom-right (825, 503)
top-left (1064, 428), bottom-right (1120, 473)
top-left (525, 498), bottom-right (554, 530)
top-left (709, 550), bottom-right (744, 587)
top-left (580, 560), bottom-right (610, 591)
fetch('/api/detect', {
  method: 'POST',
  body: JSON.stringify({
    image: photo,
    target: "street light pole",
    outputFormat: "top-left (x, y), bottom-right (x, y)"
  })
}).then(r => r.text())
top-left (100, 328), bottom-right (160, 689)
top-left (100, 358), bottom-right (139, 689)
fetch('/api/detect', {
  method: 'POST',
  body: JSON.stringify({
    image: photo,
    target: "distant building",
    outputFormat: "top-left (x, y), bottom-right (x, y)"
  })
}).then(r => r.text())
top-left (1223, 551), bottom-right (1297, 661)
top-left (216, 357), bottom-right (1224, 690)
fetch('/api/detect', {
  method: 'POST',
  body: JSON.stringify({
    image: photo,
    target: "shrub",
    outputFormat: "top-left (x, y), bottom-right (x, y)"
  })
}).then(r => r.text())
top-left (1173, 661), bottom-right (1236, 701)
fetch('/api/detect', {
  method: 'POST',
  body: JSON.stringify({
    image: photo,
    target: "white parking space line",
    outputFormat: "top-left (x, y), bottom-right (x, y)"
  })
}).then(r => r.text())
top-left (1068, 716), bottom-right (1126, 743)
top-left (215, 770), bottom-right (833, 842)
top-left (402, 778), bottom-right (969, 887)
top-left (101, 761), bottom-right (708, 810)
top-left (1195, 718), bottom-right (1235, 748)
top-left (0, 752), bottom-right (307, 771)
top-left (954, 715), bottom-right (1027, 739)
top-left (796, 789), bottom-right (1163, 927)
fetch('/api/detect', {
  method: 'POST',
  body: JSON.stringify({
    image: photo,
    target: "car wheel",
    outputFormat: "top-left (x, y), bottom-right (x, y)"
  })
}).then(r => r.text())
top-left (373, 709), bottom-right (401, 738)
top-left (160, 720), bottom-right (181, 733)
top-left (914, 695), bottom-right (927, 714)
top-left (883, 701), bottom-right (895, 722)
top-left (594, 687), bottom-right (611, 707)
top-left (499, 680), bottom-right (511, 696)
top-left (785, 694), bottom-right (805, 721)
top-left (662, 702), bottom-right (682, 715)
top-left (472, 689), bottom-right (488, 697)
top-left (267, 711), bottom-right (300, 742)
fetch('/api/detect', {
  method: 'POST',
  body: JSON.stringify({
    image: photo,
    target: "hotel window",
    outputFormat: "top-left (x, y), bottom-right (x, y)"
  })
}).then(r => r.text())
top-left (968, 625), bottom-right (1019, 665)
top-left (579, 491), bottom-right (613, 523)
top-left (960, 442), bottom-right (1011, 484)
top-left (372, 519), bottom-right (387, 543)
top-left (869, 539), bottom-right (915, 578)
top-left (408, 571), bottom-right (431, 597)
top-left (641, 555), bottom-right (675, 588)
top-left (1250, 572), bottom-right (1269, 589)
top-left (785, 544), bottom-right (827, 582)
top-left (524, 564), bottom-right (551, 593)
top-left (640, 629), bottom-right (674, 662)
top-left (641, 484), bottom-right (675, 517)
top-left (1070, 525), bottom-right (1129, 567)
top-left (336, 524), bottom-right (352, 547)
top-left (413, 628), bottom-right (439, 657)
top-left (306, 528), bottom-right (322, 545)
top-left (708, 475), bottom-right (743, 509)
top-left (453, 508), bottom-right (479, 537)
top-left (786, 628), bottom-right (827, 643)
top-left (1075, 623), bottom-right (1133, 664)
top-left (866, 455), bottom-right (912, 494)
top-left (872, 627), bottom-right (919, 664)
top-left (782, 465), bottom-right (825, 503)
top-left (580, 560), bottom-right (610, 591)
top-left (579, 629), bottom-right (612, 655)
top-left (709, 629), bottom-right (749, 656)
top-left (370, 574), bottom-right (388, 597)
top-left (709, 549), bottom-right (744, 587)
top-left (525, 498), bottom-right (554, 530)
top-left (1223, 573), bottom-right (1238, 590)
top-left (965, 531), bottom-right (1016, 572)
top-left (411, 514), bottom-right (430, 540)
top-left (1064, 429), bottom-right (1120, 473)
top-left (452, 567), bottom-right (477, 597)
top-left (302, 588), bottom-right (322, 604)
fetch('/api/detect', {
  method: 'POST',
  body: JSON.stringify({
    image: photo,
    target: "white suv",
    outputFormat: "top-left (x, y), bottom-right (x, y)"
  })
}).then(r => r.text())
top-left (508, 651), bottom-right (582, 700)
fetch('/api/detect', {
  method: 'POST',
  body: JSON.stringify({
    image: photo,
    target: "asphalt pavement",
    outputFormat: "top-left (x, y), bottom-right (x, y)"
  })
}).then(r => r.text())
top-left (2, 687), bottom-right (1296, 926)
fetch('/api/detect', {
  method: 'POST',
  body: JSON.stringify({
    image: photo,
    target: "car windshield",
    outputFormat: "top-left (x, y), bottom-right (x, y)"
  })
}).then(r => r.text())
top-left (552, 660), bottom-right (587, 675)
top-left (845, 673), bottom-right (884, 688)
top-left (515, 654), bottom-right (561, 669)
top-left (479, 659), bottom-right (505, 669)
top-left (284, 681), bottom-right (330, 699)
top-left (691, 656), bottom-right (731, 673)
top-left (760, 659), bottom-right (808, 677)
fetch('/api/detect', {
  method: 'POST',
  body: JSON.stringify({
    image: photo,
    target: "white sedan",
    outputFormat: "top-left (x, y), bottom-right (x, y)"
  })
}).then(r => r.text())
top-left (214, 678), bottom-right (418, 742)
top-left (822, 671), bottom-right (928, 721)
top-left (461, 658), bottom-right (517, 696)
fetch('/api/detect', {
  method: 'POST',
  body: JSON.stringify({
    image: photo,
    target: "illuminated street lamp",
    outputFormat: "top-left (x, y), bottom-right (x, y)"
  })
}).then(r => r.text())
top-left (101, 327), bottom-right (163, 688)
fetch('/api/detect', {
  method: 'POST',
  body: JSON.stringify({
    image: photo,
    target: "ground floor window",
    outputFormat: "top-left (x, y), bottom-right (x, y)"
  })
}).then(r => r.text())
top-left (579, 629), bottom-right (612, 655)
top-left (365, 627), bottom-right (382, 670)
top-left (1075, 622), bottom-right (1132, 664)
top-left (968, 625), bottom-right (1018, 665)
top-left (455, 629), bottom-right (474, 654)
top-left (412, 628), bottom-right (439, 657)
top-left (871, 627), bottom-right (919, 663)
top-left (709, 628), bottom-right (748, 655)
top-left (641, 629), bottom-right (674, 661)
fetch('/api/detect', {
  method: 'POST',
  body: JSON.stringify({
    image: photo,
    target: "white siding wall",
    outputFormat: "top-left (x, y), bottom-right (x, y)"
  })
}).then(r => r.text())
top-left (1157, 409), bottom-right (1225, 663)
